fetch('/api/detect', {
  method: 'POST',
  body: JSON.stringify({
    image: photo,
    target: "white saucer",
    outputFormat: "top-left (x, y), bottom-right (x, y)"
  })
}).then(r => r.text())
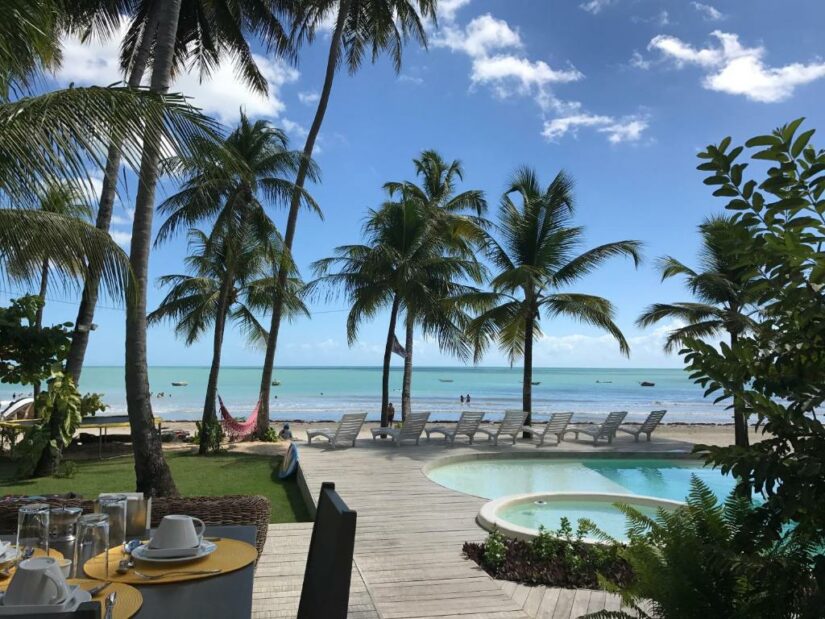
top-left (0, 586), bottom-right (92, 615)
top-left (132, 540), bottom-right (217, 563)
top-left (0, 547), bottom-right (19, 566)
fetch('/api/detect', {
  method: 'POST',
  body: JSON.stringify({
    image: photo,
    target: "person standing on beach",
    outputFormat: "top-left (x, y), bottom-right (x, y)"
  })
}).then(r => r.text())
top-left (387, 402), bottom-right (396, 424)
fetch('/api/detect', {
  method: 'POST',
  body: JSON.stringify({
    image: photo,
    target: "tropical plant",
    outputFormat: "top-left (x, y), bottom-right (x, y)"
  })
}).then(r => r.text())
top-left (683, 120), bottom-right (825, 565)
top-left (312, 197), bottom-right (483, 427)
top-left (154, 113), bottom-right (317, 453)
top-left (468, 168), bottom-right (642, 431)
top-left (384, 150), bottom-right (487, 418)
top-left (66, 0), bottom-right (295, 383)
top-left (257, 0), bottom-right (438, 437)
top-left (637, 216), bottom-right (758, 449)
top-left (582, 477), bottom-right (821, 619)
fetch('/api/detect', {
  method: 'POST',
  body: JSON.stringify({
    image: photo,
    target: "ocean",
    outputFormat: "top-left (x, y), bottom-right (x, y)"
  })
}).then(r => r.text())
top-left (2, 366), bottom-right (733, 425)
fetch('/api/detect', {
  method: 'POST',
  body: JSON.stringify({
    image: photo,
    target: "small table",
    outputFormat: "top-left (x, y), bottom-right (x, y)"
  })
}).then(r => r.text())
top-left (2, 525), bottom-right (256, 618)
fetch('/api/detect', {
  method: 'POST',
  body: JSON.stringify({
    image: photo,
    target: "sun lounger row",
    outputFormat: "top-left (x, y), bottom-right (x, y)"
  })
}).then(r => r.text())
top-left (306, 409), bottom-right (667, 449)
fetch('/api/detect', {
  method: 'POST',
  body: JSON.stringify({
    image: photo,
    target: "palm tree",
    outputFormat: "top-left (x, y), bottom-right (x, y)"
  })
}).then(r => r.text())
top-left (637, 215), bottom-right (757, 448)
top-left (66, 0), bottom-right (294, 383)
top-left (155, 113), bottom-right (317, 452)
top-left (312, 198), bottom-right (483, 427)
top-left (469, 167), bottom-right (642, 433)
top-left (257, 0), bottom-right (438, 437)
top-left (149, 228), bottom-right (308, 448)
top-left (384, 151), bottom-right (487, 418)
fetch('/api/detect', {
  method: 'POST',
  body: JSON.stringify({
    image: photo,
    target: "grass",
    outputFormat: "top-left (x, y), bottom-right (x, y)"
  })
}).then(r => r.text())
top-left (0, 451), bottom-right (310, 523)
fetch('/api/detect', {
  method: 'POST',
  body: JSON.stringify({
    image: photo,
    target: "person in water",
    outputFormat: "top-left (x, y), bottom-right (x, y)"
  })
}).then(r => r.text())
top-left (460, 395), bottom-right (465, 403)
top-left (466, 393), bottom-right (471, 403)
top-left (387, 402), bottom-right (396, 424)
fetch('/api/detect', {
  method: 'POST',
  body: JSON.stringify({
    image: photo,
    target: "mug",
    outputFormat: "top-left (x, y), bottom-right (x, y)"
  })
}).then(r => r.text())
top-left (149, 515), bottom-right (205, 549)
top-left (4, 557), bottom-right (71, 606)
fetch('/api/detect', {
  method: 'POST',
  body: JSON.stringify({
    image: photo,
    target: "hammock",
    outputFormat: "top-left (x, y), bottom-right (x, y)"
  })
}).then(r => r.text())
top-left (218, 396), bottom-right (260, 441)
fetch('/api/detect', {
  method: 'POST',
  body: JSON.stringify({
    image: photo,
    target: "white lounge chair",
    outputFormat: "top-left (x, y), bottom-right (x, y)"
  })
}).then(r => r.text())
top-left (370, 412), bottom-right (431, 446)
top-left (476, 410), bottom-right (528, 446)
top-left (424, 410), bottom-right (485, 445)
top-left (307, 413), bottom-right (367, 448)
top-left (562, 411), bottom-right (628, 445)
top-left (616, 409), bottom-right (666, 442)
top-left (522, 412), bottom-right (574, 447)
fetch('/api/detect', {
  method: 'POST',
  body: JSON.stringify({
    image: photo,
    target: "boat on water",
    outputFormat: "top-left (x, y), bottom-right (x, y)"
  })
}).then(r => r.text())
top-left (640, 381), bottom-right (655, 387)
top-left (596, 380), bottom-right (613, 384)
top-left (439, 379), bottom-right (454, 383)
top-left (271, 380), bottom-right (281, 386)
top-left (171, 381), bottom-right (188, 387)
top-left (531, 381), bottom-right (541, 385)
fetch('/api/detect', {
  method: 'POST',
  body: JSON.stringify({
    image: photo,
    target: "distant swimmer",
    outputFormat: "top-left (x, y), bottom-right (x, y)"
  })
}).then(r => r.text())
top-left (460, 395), bottom-right (465, 403)
top-left (466, 393), bottom-right (471, 404)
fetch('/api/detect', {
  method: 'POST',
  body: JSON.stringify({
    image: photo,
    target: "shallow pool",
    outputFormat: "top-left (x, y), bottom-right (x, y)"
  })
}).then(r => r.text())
top-left (499, 499), bottom-right (662, 540)
top-left (426, 457), bottom-right (736, 503)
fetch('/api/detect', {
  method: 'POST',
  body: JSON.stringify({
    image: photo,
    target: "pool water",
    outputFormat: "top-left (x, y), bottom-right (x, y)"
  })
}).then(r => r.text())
top-left (499, 499), bottom-right (663, 540)
top-left (426, 458), bottom-right (737, 503)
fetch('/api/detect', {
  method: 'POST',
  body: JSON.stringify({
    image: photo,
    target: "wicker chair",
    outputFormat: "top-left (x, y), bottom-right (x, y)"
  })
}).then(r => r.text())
top-left (0, 494), bottom-right (271, 558)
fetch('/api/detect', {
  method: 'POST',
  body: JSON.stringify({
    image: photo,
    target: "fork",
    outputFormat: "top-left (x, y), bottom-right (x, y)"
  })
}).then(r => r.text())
top-left (133, 569), bottom-right (221, 580)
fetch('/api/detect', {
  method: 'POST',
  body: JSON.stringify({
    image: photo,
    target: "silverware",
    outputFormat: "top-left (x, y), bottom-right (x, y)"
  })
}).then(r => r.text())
top-left (103, 591), bottom-right (117, 619)
top-left (133, 568), bottom-right (221, 580)
top-left (87, 581), bottom-right (112, 596)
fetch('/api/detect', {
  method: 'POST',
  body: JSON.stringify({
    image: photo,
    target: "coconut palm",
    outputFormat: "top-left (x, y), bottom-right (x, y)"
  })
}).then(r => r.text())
top-left (384, 150), bottom-right (487, 418)
top-left (67, 0), bottom-right (295, 384)
top-left (257, 0), bottom-right (438, 436)
top-left (468, 167), bottom-right (642, 433)
top-left (149, 228), bottom-right (308, 448)
top-left (637, 215), bottom-right (758, 448)
top-left (312, 197), bottom-right (483, 427)
top-left (155, 113), bottom-right (318, 453)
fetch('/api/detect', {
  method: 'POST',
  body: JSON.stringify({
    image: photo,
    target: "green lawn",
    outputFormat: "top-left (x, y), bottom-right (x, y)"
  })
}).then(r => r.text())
top-left (0, 451), bottom-right (310, 523)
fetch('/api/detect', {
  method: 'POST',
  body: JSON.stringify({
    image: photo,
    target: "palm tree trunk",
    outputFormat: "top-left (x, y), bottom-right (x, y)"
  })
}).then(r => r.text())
top-left (401, 315), bottom-right (414, 422)
top-left (522, 312), bottom-right (534, 438)
top-left (381, 296), bottom-right (401, 428)
top-left (33, 258), bottom-right (48, 401)
top-left (124, 0), bottom-right (181, 497)
top-left (730, 331), bottom-right (749, 450)
top-left (200, 268), bottom-right (234, 454)
top-left (256, 0), bottom-right (351, 436)
top-left (64, 8), bottom-right (158, 385)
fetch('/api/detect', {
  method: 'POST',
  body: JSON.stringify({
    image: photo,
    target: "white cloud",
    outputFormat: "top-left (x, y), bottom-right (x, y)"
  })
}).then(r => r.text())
top-left (437, 0), bottom-right (472, 23)
top-left (298, 91), bottom-right (320, 105)
top-left (691, 2), bottom-right (725, 21)
top-left (542, 113), bottom-right (649, 144)
top-left (648, 30), bottom-right (825, 102)
top-left (434, 14), bottom-right (581, 109)
top-left (579, 0), bottom-right (615, 15)
top-left (57, 22), bottom-right (299, 123)
top-left (632, 10), bottom-right (670, 26)
top-left (630, 51), bottom-right (652, 70)
top-left (398, 74), bottom-right (424, 85)
top-left (280, 118), bottom-right (308, 140)
top-left (109, 230), bottom-right (131, 247)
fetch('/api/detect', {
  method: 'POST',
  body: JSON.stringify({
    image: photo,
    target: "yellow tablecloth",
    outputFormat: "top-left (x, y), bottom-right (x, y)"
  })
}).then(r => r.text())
top-left (83, 538), bottom-right (257, 585)
top-left (71, 579), bottom-right (142, 619)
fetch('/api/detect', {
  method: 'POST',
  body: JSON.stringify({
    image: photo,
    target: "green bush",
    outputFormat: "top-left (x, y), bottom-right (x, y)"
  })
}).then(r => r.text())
top-left (583, 477), bottom-right (821, 619)
top-left (482, 528), bottom-right (507, 569)
top-left (194, 420), bottom-right (225, 454)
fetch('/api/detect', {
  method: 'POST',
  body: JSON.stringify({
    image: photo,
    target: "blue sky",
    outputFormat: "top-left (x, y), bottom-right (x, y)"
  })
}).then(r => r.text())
top-left (8, 0), bottom-right (825, 368)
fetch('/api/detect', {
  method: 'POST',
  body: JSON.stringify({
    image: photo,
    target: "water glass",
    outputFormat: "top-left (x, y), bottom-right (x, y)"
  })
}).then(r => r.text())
top-left (74, 513), bottom-right (109, 579)
top-left (97, 494), bottom-right (127, 547)
top-left (17, 503), bottom-right (50, 554)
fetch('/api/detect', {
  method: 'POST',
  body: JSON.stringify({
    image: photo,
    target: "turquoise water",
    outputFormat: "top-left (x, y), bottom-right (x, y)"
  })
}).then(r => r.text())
top-left (499, 499), bottom-right (664, 541)
top-left (426, 458), bottom-right (737, 502)
top-left (1, 366), bottom-right (729, 423)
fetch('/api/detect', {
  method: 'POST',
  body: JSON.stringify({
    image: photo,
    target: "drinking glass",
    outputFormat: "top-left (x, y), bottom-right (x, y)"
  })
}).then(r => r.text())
top-left (17, 503), bottom-right (50, 554)
top-left (97, 494), bottom-right (127, 547)
top-left (74, 514), bottom-right (109, 579)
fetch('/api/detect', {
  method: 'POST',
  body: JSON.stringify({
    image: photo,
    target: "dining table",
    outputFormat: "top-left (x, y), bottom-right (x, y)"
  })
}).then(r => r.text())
top-left (1, 525), bottom-right (256, 618)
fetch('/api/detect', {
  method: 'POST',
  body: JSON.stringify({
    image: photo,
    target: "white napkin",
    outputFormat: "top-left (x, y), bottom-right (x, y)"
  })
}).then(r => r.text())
top-left (0, 541), bottom-right (9, 559)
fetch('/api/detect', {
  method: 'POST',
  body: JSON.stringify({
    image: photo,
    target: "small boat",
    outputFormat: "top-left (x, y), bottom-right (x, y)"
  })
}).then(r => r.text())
top-left (531, 381), bottom-right (541, 386)
top-left (439, 378), bottom-right (454, 383)
top-left (171, 381), bottom-right (188, 387)
top-left (271, 380), bottom-right (281, 386)
top-left (596, 380), bottom-right (613, 384)
top-left (640, 381), bottom-right (655, 387)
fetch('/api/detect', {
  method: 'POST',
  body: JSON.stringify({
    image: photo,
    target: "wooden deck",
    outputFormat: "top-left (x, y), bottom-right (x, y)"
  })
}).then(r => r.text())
top-left (254, 428), bottom-right (691, 618)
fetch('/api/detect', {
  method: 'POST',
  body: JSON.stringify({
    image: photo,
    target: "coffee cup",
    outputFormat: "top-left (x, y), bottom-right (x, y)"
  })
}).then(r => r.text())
top-left (57, 559), bottom-right (72, 578)
top-left (4, 557), bottom-right (71, 607)
top-left (149, 515), bottom-right (205, 550)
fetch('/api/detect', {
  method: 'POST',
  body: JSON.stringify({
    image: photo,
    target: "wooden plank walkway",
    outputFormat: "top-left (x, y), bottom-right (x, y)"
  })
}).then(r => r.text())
top-left (280, 429), bottom-right (691, 618)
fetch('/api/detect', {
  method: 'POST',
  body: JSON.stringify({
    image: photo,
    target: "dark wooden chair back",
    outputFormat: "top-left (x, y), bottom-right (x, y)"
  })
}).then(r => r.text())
top-left (298, 482), bottom-right (357, 619)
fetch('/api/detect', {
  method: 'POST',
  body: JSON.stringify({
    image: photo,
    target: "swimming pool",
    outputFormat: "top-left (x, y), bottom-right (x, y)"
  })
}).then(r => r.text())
top-left (425, 457), bottom-right (736, 503)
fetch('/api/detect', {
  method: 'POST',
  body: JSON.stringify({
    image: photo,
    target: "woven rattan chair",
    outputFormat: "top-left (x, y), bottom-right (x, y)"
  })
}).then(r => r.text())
top-left (0, 494), bottom-right (271, 558)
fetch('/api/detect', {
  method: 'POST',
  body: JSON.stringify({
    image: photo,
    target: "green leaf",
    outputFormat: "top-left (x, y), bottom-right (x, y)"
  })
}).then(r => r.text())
top-left (713, 186), bottom-right (739, 197)
top-left (745, 134), bottom-right (782, 148)
top-left (718, 136), bottom-right (732, 153)
top-left (703, 175), bottom-right (728, 186)
top-left (781, 117), bottom-right (806, 143)
top-left (742, 180), bottom-right (756, 199)
top-left (752, 149), bottom-right (784, 161)
top-left (791, 129), bottom-right (816, 158)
